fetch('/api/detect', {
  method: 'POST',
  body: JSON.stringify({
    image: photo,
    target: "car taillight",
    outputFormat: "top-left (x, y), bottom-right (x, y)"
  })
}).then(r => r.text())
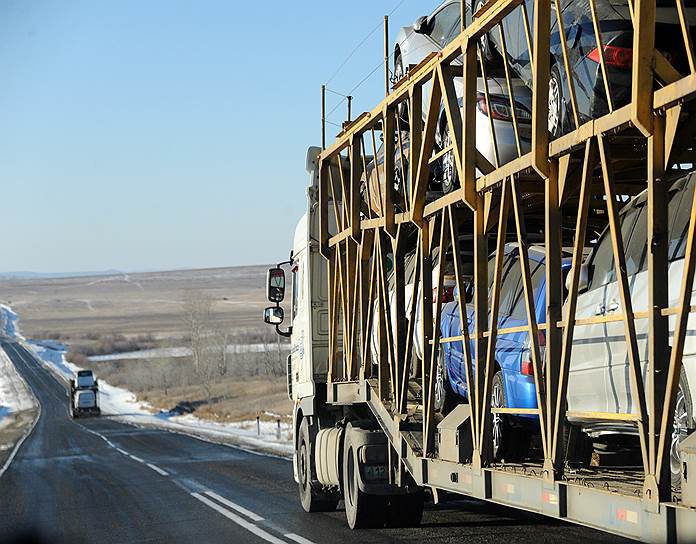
top-left (587, 45), bottom-right (632, 69)
top-left (521, 331), bottom-right (546, 376)
top-left (476, 93), bottom-right (532, 124)
top-left (432, 286), bottom-right (455, 304)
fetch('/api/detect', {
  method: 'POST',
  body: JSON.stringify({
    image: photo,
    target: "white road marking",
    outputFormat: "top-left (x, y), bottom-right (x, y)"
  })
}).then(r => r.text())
top-left (204, 490), bottom-right (264, 521)
top-left (129, 454), bottom-right (144, 463)
top-left (191, 493), bottom-right (286, 544)
top-left (146, 463), bottom-right (169, 476)
top-left (116, 448), bottom-right (129, 455)
top-left (284, 534), bottom-right (317, 544)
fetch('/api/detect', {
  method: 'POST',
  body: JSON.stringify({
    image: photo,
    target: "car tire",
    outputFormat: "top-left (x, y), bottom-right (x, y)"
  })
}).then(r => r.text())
top-left (439, 118), bottom-right (459, 194)
top-left (386, 491), bottom-right (425, 527)
top-left (671, 368), bottom-right (693, 489)
top-left (490, 371), bottom-right (531, 461)
top-left (434, 349), bottom-right (457, 414)
top-left (560, 420), bottom-right (593, 468)
top-left (394, 52), bottom-right (409, 124)
top-left (343, 425), bottom-right (387, 529)
top-left (548, 63), bottom-right (565, 138)
top-left (298, 418), bottom-right (339, 513)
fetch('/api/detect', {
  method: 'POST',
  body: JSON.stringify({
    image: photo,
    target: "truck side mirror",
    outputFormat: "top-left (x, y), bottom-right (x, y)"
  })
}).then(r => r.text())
top-left (570, 262), bottom-right (590, 293)
top-left (267, 267), bottom-right (286, 303)
top-left (264, 306), bottom-right (284, 325)
top-left (413, 15), bottom-right (428, 33)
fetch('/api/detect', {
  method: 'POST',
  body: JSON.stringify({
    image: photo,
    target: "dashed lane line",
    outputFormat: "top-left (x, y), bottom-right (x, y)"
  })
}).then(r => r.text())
top-left (129, 454), bottom-right (144, 463)
top-left (147, 463), bottom-right (169, 476)
top-left (284, 534), bottom-right (317, 544)
top-left (204, 490), bottom-right (264, 522)
top-left (191, 492), bottom-right (287, 544)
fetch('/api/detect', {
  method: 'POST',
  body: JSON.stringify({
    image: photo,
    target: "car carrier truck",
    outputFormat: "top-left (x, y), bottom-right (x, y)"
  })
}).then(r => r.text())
top-left (70, 369), bottom-right (100, 418)
top-left (264, 1), bottom-right (696, 540)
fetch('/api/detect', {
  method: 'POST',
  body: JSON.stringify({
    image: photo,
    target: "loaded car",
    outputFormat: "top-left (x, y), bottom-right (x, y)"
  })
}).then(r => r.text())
top-left (478, 0), bottom-right (696, 137)
top-left (568, 172), bottom-right (696, 486)
top-left (70, 369), bottom-right (100, 418)
top-left (438, 243), bottom-right (571, 461)
top-left (390, 0), bottom-right (533, 196)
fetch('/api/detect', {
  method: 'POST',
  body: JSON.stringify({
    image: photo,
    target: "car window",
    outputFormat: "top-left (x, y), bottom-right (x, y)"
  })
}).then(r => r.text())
top-left (428, 4), bottom-right (460, 46)
top-left (508, 258), bottom-right (545, 322)
top-left (498, 256), bottom-right (523, 317)
top-left (669, 179), bottom-right (695, 261)
top-left (487, 254), bottom-right (510, 309)
top-left (624, 205), bottom-right (647, 276)
top-left (588, 206), bottom-right (639, 289)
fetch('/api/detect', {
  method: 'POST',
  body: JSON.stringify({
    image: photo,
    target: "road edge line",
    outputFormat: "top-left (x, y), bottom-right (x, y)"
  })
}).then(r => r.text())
top-left (0, 343), bottom-right (42, 479)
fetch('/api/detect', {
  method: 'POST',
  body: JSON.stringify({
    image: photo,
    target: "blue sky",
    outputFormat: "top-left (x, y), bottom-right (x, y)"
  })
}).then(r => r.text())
top-left (0, 0), bottom-right (442, 273)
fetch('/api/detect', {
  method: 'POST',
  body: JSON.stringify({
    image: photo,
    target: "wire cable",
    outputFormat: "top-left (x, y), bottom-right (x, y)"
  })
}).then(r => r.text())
top-left (325, 0), bottom-right (409, 86)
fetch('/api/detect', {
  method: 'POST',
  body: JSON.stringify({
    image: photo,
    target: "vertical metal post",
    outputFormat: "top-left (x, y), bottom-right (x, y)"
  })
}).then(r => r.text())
top-left (384, 15), bottom-right (390, 97)
top-left (321, 84), bottom-right (327, 150)
top-left (347, 95), bottom-right (353, 123)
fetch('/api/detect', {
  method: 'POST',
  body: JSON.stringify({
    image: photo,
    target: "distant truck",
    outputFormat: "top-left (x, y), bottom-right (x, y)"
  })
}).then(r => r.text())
top-left (70, 370), bottom-right (100, 418)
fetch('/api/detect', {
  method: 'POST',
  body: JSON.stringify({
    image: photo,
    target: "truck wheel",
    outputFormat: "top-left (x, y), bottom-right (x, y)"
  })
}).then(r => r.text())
top-left (343, 425), bottom-right (387, 529)
top-left (298, 419), bottom-right (339, 513)
top-left (386, 491), bottom-right (424, 527)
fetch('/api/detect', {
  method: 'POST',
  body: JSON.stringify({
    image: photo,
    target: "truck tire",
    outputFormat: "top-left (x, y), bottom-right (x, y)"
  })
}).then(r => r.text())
top-left (297, 418), bottom-right (339, 513)
top-left (386, 491), bottom-right (424, 527)
top-left (343, 424), bottom-right (387, 529)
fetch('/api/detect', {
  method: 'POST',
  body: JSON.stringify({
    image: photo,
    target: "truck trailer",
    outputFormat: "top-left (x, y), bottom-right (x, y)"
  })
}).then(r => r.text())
top-left (264, 1), bottom-right (696, 540)
top-left (70, 369), bottom-right (100, 418)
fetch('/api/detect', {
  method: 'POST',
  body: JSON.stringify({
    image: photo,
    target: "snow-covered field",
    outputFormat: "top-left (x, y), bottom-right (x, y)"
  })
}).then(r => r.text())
top-left (88, 342), bottom-right (290, 362)
top-left (0, 304), bottom-right (292, 457)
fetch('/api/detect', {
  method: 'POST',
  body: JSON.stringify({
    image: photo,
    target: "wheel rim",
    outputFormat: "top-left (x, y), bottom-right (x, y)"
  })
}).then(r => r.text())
top-left (435, 354), bottom-right (445, 407)
top-left (670, 387), bottom-right (688, 481)
top-left (548, 74), bottom-right (560, 134)
top-left (441, 126), bottom-right (455, 192)
top-left (491, 380), bottom-right (503, 457)
top-left (346, 446), bottom-right (356, 507)
top-left (299, 441), bottom-right (309, 492)
top-left (394, 57), bottom-right (404, 83)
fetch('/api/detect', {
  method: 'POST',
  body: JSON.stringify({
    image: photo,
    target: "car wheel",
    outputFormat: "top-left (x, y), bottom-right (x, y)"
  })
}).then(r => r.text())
top-left (548, 64), bottom-right (564, 138)
top-left (298, 418), bottom-right (339, 512)
top-left (434, 349), bottom-right (456, 414)
top-left (560, 420), bottom-right (593, 468)
top-left (671, 370), bottom-right (693, 489)
top-left (439, 120), bottom-right (459, 194)
top-left (394, 52), bottom-right (409, 123)
top-left (490, 371), bottom-right (530, 461)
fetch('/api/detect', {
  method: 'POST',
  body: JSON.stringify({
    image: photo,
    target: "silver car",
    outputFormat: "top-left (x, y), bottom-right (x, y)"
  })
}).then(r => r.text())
top-left (394, 0), bottom-right (532, 192)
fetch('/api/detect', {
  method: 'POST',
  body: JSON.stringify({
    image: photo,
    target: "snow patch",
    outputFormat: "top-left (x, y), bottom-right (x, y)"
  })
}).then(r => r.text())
top-left (0, 348), bottom-right (35, 430)
top-left (28, 340), bottom-right (293, 457)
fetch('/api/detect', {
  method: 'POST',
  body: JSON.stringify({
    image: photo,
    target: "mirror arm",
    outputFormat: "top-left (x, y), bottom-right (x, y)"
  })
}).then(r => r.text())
top-left (276, 325), bottom-right (292, 338)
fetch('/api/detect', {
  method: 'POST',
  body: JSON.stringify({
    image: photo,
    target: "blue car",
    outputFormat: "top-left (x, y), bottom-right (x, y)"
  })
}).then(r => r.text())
top-left (437, 244), bottom-right (570, 460)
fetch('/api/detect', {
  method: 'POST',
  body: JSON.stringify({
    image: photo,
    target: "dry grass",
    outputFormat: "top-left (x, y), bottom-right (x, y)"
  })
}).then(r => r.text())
top-left (1, 266), bottom-right (293, 421)
top-left (0, 266), bottom-right (270, 340)
top-left (139, 379), bottom-right (291, 422)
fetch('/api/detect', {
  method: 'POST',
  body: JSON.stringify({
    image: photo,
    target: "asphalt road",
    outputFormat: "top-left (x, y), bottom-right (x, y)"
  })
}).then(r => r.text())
top-left (0, 340), bottom-right (634, 544)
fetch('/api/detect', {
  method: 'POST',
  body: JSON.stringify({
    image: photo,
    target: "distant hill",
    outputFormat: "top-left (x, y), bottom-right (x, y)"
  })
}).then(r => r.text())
top-left (0, 270), bottom-right (122, 280)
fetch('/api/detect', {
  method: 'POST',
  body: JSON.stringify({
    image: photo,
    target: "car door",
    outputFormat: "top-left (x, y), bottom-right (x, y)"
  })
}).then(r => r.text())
top-left (568, 229), bottom-right (617, 414)
top-left (603, 205), bottom-right (644, 415)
